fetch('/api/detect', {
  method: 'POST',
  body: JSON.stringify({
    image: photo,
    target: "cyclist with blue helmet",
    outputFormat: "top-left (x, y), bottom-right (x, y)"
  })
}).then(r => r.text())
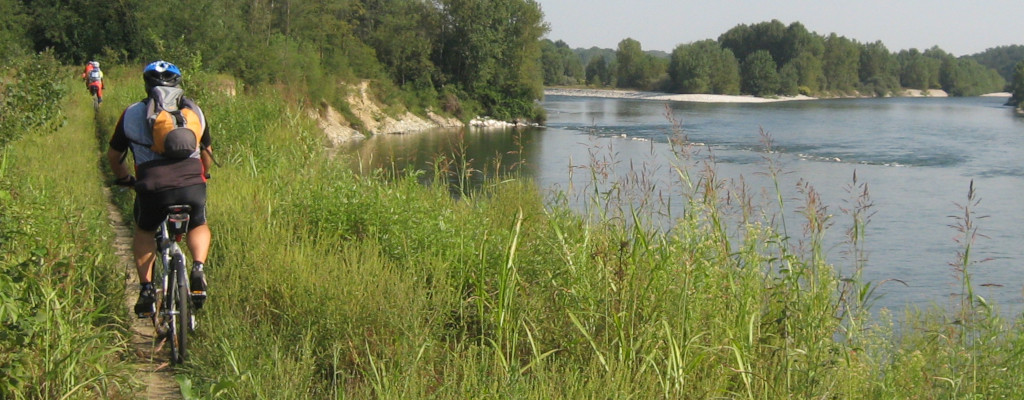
top-left (107, 60), bottom-right (214, 316)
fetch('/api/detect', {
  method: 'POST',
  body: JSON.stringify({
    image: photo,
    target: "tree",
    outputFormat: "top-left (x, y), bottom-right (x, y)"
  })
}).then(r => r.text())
top-left (615, 38), bottom-right (660, 89)
top-left (741, 50), bottom-right (780, 96)
top-left (718, 20), bottom-right (788, 67)
top-left (435, 0), bottom-right (548, 119)
top-left (557, 41), bottom-right (585, 85)
top-left (859, 41), bottom-right (899, 96)
top-left (898, 49), bottom-right (941, 89)
top-left (668, 40), bottom-right (739, 94)
top-left (821, 33), bottom-right (860, 93)
top-left (710, 48), bottom-right (741, 95)
top-left (615, 38), bottom-right (644, 88)
top-left (585, 56), bottom-right (613, 86)
top-left (540, 40), bottom-right (583, 85)
top-left (0, 0), bottom-right (31, 61)
top-left (940, 57), bottom-right (1006, 96)
top-left (1009, 60), bottom-right (1024, 107)
top-left (781, 22), bottom-right (824, 64)
top-left (965, 45), bottom-right (1024, 83)
top-left (23, 0), bottom-right (143, 63)
top-left (668, 41), bottom-right (712, 93)
top-left (786, 51), bottom-right (824, 94)
top-left (353, 0), bottom-right (437, 88)
top-left (777, 62), bottom-right (799, 96)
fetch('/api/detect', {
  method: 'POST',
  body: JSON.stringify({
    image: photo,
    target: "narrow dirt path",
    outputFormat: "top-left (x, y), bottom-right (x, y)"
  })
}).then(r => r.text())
top-left (104, 186), bottom-right (182, 399)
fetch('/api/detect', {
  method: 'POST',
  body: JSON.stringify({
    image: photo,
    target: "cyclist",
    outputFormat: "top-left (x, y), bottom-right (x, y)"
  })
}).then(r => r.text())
top-left (107, 60), bottom-right (214, 316)
top-left (82, 61), bottom-right (104, 103)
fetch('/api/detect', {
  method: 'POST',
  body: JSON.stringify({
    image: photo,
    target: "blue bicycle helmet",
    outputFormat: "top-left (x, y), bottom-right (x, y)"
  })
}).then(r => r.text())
top-left (143, 60), bottom-right (182, 90)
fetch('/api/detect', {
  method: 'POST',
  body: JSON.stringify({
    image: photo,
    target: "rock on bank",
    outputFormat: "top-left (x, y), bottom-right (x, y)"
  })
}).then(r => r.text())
top-left (314, 81), bottom-right (463, 147)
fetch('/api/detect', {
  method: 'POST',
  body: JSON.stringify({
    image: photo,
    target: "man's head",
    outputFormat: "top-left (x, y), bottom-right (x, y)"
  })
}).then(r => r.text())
top-left (143, 60), bottom-right (182, 93)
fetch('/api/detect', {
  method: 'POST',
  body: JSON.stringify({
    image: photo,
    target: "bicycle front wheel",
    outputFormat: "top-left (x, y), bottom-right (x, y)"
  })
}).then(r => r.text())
top-left (169, 253), bottom-right (190, 364)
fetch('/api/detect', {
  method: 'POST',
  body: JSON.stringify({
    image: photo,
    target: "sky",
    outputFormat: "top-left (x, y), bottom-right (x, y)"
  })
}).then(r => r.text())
top-left (535, 0), bottom-right (1024, 57)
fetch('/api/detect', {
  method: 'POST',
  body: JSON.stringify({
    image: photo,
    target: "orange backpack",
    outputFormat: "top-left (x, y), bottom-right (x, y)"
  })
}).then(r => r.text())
top-left (146, 86), bottom-right (201, 158)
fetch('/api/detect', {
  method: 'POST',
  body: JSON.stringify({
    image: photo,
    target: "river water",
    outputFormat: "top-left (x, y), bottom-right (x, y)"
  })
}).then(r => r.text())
top-left (345, 94), bottom-right (1024, 318)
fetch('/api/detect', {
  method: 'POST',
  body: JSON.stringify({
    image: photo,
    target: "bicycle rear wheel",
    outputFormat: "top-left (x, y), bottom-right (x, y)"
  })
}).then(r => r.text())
top-left (168, 253), bottom-right (190, 364)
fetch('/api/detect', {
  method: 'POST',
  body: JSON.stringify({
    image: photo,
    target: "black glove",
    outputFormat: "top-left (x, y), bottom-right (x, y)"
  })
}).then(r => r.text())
top-left (114, 175), bottom-right (136, 187)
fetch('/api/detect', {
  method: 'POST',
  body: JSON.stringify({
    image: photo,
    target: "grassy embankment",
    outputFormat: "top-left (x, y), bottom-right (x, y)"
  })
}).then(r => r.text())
top-left (1, 70), bottom-right (135, 398)
top-left (9, 64), bottom-right (1024, 398)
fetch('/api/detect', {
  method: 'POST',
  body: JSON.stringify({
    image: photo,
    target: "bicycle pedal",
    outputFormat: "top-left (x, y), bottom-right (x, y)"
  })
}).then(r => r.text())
top-left (134, 303), bottom-right (155, 318)
top-left (191, 292), bottom-right (207, 309)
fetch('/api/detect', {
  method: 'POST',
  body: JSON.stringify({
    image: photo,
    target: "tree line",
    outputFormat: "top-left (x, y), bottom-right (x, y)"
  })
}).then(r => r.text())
top-left (542, 20), bottom-right (1018, 99)
top-left (1012, 60), bottom-right (1024, 111)
top-left (3, 3), bottom-right (1021, 121)
top-left (1, 0), bottom-right (548, 122)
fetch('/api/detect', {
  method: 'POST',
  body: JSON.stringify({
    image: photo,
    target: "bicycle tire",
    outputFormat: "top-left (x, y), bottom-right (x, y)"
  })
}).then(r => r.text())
top-left (169, 253), bottom-right (189, 364)
top-left (152, 254), bottom-right (169, 338)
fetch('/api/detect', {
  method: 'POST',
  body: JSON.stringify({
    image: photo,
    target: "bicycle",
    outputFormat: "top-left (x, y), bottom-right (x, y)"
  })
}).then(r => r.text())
top-left (87, 83), bottom-right (102, 109)
top-left (142, 204), bottom-right (196, 365)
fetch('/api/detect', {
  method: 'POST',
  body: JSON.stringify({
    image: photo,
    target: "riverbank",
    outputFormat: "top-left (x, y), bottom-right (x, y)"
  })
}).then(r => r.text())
top-left (544, 88), bottom-right (815, 103)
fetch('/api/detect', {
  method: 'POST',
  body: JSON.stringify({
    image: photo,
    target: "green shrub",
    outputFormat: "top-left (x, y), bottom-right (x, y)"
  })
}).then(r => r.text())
top-left (0, 51), bottom-right (67, 148)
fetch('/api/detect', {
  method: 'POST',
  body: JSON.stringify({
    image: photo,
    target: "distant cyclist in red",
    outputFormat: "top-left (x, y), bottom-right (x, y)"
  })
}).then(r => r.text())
top-left (82, 61), bottom-right (104, 103)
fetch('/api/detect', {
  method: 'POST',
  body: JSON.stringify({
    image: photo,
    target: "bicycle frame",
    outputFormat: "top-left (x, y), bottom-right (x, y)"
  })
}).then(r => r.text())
top-left (153, 205), bottom-right (194, 364)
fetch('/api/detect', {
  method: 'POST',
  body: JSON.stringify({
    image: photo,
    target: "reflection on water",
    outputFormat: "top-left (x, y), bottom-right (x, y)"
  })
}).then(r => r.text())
top-left (342, 95), bottom-right (1024, 318)
top-left (341, 127), bottom-right (545, 193)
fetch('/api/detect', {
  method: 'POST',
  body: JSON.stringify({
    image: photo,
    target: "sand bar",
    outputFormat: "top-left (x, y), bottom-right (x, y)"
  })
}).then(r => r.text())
top-left (544, 88), bottom-right (815, 103)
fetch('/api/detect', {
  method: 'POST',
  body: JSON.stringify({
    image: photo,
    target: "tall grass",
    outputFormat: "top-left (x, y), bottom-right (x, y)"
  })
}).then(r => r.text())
top-left (0, 71), bottom-right (135, 399)
top-left (76, 66), bottom-right (1024, 398)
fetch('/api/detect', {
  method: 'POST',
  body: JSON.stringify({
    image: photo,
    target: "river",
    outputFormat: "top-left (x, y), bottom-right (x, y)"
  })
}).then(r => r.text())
top-left (344, 94), bottom-right (1024, 318)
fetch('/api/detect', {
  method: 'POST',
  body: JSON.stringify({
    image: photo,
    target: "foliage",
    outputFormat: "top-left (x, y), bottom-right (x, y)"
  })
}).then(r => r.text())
top-left (966, 44), bottom-right (1024, 82)
top-left (7, 50), bottom-right (1024, 399)
top-left (0, 51), bottom-right (67, 148)
top-left (858, 41), bottom-right (900, 96)
top-left (940, 57), bottom-right (1006, 96)
top-left (1008, 60), bottom-right (1024, 107)
top-left (741, 50), bottom-right (780, 96)
top-left (143, 80), bottom-right (1024, 398)
top-left (718, 19), bottom-right (789, 67)
top-left (1, 72), bottom-right (134, 398)
top-left (0, 0), bottom-right (31, 61)
top-left (821, 33), bottom-right (861, 94)
top-left (20, 0), bottom-right (141, 64)
top-left (541, 39), bottom-right (585, 86)
top-left (614, 38), bottom-right (665, 90)
top-left (897, 48), bottom-right (942, 89)
top-left (11, 0), bottom-right (550, 122)
top-left (786, 51), bottom-right (825, 93)
top-left (548, 19), bottom-right (1008, 99)
top-left (432, 0), bottom-right (547, 120)
top-left (668, 40), bottom-right (740, 95)
top-left (585, 55), bottom-right (615, 87)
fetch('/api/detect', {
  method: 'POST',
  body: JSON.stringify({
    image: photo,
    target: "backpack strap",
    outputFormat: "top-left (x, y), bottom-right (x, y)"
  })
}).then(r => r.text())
top-left (171, 109), bottom-right (185, 126)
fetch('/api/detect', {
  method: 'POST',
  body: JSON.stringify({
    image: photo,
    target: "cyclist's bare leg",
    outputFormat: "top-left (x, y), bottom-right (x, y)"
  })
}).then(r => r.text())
top-left (133, 228), bottom-right (157, 282)
top-left (186, 224), bottom-right (211, 263)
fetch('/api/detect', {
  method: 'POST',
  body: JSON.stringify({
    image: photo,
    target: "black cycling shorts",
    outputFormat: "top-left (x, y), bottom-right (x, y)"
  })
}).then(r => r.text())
top-left (133, 184), bottom-right (207, 231)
